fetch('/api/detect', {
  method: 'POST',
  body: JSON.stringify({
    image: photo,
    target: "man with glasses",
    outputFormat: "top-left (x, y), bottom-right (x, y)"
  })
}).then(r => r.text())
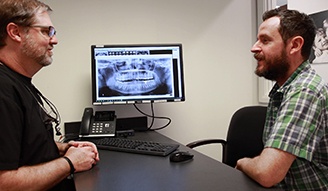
top-left (0, 0), bottom-right (99, 190)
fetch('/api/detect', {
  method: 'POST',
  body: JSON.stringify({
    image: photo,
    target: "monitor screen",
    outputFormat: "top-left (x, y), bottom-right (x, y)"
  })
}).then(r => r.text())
top-left (91, 44), bottom-right (185, 105)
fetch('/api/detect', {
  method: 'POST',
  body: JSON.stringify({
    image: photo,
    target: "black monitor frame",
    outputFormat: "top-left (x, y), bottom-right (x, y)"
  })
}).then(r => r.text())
top-left (91, 43), bottom-right (185, 105)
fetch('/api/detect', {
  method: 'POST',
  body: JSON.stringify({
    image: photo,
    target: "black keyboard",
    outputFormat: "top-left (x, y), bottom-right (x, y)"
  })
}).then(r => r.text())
top-left (91, 137), bottom-right (179, 156)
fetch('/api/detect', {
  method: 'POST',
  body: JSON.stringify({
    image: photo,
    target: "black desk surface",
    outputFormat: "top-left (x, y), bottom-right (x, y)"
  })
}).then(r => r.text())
top-left (74, 131), bottom-right (281, 191)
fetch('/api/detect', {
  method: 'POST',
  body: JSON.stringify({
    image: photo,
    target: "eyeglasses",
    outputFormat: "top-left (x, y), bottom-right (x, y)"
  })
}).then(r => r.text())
top-left (29, 25), bottom-right (56, 38)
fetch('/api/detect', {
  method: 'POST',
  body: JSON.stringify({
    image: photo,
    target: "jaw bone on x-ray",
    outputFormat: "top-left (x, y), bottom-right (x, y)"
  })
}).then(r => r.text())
top-left (97, 58), bottom-right (173, 96)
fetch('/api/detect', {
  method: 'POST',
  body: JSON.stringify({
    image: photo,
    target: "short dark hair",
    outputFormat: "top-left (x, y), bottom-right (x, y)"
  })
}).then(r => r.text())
top-left (262, 9), bottom-right (316, 60)
top-left (0, 0), bottom-right (52, 48)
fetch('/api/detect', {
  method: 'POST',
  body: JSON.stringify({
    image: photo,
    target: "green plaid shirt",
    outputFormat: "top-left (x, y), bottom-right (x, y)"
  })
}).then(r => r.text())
top-left (264, 61), bottom-right (328, 190)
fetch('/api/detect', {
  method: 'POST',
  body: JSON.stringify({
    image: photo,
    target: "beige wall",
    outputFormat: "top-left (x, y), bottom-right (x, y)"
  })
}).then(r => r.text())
top-left (36, 0), bottom-right (259, 161)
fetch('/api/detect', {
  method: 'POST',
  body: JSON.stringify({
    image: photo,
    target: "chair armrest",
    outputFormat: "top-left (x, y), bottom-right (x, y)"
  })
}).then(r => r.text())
top-left (186, 139), bottom-right (227, 149)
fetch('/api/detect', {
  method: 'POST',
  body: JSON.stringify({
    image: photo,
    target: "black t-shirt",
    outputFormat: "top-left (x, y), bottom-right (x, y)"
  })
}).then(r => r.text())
top-left (0, 64), bottom-right (74, 190)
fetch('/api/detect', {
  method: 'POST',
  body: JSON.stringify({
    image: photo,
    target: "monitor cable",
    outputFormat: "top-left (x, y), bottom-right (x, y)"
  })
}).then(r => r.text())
top-left (133, 103), bottom-right (171, 131)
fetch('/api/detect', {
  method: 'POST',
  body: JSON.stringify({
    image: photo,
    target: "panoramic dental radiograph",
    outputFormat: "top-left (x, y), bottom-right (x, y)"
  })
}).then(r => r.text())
top-left (97, 58), bottom-right (173, 96)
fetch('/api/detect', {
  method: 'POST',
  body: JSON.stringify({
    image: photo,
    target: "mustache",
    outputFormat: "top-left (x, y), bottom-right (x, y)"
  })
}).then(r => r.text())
top-left (253, 53), bottom-right (264, 60)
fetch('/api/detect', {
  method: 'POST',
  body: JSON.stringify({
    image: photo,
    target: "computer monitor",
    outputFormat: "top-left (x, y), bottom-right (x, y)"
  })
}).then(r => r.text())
top-left (91, 44), bottom-right (185, 105)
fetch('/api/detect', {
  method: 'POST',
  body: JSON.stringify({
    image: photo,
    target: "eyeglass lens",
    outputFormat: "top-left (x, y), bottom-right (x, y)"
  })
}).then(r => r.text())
top-left (48, 26), bottom-right (56, 38)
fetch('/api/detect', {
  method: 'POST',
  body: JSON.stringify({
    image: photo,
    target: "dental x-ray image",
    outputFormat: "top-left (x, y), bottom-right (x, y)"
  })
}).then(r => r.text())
top-left (97, 57), bottom-right (173, 97)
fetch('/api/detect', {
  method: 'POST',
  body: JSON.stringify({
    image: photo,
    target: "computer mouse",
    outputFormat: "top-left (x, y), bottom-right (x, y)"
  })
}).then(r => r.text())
top-left (169, 151), bottom-right (194, 162)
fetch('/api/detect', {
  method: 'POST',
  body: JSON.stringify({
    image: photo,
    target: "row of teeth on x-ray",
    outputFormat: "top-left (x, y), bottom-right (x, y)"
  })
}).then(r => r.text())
top-left (115, 70), bottom-right (155, 82)
top-left (98, 58), bottom-right (169, 71)
top-left (113, 74), bottom-right (157, 94)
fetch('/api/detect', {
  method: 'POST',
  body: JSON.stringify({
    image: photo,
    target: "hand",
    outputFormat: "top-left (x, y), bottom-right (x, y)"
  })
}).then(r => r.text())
top-left (56, 142), bottom-right (70, 156)
top-left (314, 47), bottom-right (323, 57)
top-left (235, 157), bottom-right (248, 170)
top-left (64, 145), bottom-right (98, 173)
top-left (68, 141), bottom-right (99, 161)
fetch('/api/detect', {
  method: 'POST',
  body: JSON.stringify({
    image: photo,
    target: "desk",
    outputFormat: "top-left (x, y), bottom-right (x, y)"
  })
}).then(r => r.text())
top-left (74, 131), bottom-right (281, 191)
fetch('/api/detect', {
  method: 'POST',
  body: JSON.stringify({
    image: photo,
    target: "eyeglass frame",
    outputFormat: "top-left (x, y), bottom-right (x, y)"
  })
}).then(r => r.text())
top-left (29, 25), bottom-right (56, 38)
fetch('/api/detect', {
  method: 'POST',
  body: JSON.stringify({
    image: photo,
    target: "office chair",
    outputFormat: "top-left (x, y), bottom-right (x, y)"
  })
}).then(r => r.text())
top-left (186, 106), bottom-right (267, 168)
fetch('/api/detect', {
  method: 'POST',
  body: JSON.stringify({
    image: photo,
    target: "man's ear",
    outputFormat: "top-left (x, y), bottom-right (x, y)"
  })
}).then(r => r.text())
top-left (289, 36), bottom-right (304, 55)
top-left (6, 23), bottom-right (23, 42)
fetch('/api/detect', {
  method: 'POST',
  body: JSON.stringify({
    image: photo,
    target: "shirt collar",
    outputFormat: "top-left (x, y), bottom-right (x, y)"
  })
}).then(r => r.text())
top-left (269, 60), bottom-right (310, 98)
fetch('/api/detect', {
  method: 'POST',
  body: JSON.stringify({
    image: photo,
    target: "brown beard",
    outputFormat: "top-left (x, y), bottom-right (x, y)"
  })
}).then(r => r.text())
top-left (255, 49), bottom-right (289, 81)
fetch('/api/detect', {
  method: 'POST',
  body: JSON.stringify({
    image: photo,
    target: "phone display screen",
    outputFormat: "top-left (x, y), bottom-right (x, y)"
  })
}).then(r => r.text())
top-left (95, 111), bottom-right (114, 121)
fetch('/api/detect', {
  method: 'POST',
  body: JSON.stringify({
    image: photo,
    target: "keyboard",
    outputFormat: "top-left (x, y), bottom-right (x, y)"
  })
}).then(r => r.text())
top-left (91, 137), bottom-right (179, 156)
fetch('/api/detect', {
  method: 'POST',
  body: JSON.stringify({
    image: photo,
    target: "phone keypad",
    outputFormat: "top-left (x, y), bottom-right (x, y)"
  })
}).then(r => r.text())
top-left (91, 122), bottom-right (115, 134)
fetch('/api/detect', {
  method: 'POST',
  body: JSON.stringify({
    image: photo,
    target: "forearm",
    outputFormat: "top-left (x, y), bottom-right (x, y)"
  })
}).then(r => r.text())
top-left (236, 157), bottom-right (273, 187)
top-left (0, 157), bottom-right (70, 191)
top-left (236, 148), bottom-right (295, 188)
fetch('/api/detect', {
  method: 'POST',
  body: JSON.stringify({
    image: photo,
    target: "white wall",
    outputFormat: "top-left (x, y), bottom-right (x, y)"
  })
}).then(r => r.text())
top-left (36, 0), bottom-right (259, 161)
top-left (289, 0), bottom-right (328, 14)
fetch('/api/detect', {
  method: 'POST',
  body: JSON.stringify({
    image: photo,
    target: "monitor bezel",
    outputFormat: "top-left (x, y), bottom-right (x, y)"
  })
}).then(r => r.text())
top-left (91, 43), bottom-right (185, 105)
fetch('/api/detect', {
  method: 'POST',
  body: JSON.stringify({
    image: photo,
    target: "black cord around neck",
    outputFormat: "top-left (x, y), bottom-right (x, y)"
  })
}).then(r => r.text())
top-left (25, 85), bottom-right (62, 136)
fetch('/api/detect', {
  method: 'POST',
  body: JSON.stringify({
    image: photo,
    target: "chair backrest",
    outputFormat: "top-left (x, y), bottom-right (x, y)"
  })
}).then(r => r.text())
top-left (222, 106), bottom-right (267, 167)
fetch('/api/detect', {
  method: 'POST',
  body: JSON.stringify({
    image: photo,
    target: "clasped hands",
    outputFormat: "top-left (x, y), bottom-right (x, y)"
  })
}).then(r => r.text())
top-left (62, 140), bottom-right (100, 173)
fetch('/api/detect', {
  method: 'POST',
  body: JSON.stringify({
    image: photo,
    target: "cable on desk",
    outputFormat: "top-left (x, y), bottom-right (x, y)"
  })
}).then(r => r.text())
top-left (133, 102), bottom-right (171, 131)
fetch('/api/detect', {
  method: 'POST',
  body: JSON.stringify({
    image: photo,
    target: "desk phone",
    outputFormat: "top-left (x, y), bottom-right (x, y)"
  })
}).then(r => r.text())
top-left (79, 108), bottom-right (116, 138)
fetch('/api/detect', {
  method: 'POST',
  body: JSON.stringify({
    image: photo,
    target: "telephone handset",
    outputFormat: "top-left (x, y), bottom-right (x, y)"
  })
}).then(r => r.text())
top-left (79, 107), bottom-right (116, 138)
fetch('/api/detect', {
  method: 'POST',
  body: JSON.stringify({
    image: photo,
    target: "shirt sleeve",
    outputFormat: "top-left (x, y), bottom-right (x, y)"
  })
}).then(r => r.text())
top-left (265, 86), bottom-right (325, 161)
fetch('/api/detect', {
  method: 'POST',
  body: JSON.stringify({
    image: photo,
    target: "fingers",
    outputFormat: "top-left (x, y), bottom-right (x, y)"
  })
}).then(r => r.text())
top-left (92, 158), bottom-right (97, 165)
top-left (65, 146), bottom-right (98, 172)
top-left (68, 141), bottom-right (100, 160)
top-left (64, 141), bottom-right (101, 173)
